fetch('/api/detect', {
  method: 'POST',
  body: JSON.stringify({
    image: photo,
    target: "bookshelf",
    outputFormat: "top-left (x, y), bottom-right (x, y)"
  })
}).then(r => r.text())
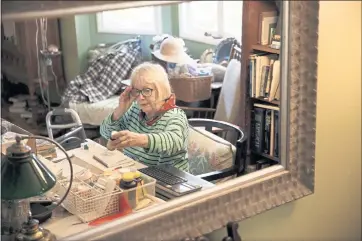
top-left (252, 44), bottom-right (280, 54)
top-left (251, 97), bottom-right (280, 106)
top-left (241, 1), bottom-right (281, 171)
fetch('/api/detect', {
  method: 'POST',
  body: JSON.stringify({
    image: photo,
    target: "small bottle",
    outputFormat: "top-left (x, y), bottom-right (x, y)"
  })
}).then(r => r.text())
top-left (119, 172), bottom-right (137, 209)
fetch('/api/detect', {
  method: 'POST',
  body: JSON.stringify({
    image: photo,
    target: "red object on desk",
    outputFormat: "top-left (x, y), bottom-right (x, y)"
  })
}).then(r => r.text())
top-left (88, 209), bottom-right (133, 226)
top-left (88, 194), bottom-right (133, 226)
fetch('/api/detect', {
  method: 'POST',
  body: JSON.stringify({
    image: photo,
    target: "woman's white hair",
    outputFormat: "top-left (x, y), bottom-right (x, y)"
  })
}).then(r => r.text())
top-left (130, 62), bottom-right (172, 101)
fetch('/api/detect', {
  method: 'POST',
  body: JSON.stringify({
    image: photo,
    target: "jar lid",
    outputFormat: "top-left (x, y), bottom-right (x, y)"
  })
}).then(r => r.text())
top-left (122, 172), bottom-right (134, 182)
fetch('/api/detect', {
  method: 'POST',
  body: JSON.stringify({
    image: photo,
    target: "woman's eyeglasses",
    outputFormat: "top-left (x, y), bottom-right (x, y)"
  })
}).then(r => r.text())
top-left (130, 88), bottom-right (153, 97)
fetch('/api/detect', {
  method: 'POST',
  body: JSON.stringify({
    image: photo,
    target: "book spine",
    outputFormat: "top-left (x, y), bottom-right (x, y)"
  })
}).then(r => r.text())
top-left (249, 57), bottom-right (254, 97)
top-left (263, 109), bottom-right (272, 154)
top-left (251, 107), bottom-right (265, 153)
top-left (250, 109), bottom-right (256, 151)
top-left (265, 59), bottom-right (275, 97)
top-left (260, 65), bottom-right (270, 97)
top-left (273, 110), bottom-right (279, 158)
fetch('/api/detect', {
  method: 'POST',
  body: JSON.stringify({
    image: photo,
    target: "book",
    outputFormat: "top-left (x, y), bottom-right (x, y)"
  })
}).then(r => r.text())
top-left (248, 54), bottom-right (279, 99)
top-left (265, 59), bottom-right (275, 97)
top-left (263, 109), bottom-right (272, 154)
top-left (251, 104), bottom-right (280, 160)
top-left (268, 59), bottom-right (280, 101)
top-left (273, 111), bottom-right (279, 158)
top-left (251, 107), bottom-right (265, 153)
top-left (260, 65), bottom-right (270, 97)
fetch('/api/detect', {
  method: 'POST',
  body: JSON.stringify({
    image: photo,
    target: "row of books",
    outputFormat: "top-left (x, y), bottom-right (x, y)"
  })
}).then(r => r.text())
top-left (250, 103), bottom-right (279, 159)
top-left (248, 53), bottom-right (280, 101)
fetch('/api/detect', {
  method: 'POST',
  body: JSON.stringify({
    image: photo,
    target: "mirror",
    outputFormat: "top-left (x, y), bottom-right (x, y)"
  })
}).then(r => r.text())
top-left (1, 1), bottom-right (318, 240)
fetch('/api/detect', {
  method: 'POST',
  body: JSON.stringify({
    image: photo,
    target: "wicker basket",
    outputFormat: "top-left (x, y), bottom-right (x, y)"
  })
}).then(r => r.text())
top-left (169, 75), bottom-right (213, 102)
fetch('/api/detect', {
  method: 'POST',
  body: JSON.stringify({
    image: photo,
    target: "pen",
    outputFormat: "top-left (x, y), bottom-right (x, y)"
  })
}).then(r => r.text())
top-left (92, 155), bottom-right (109, 168)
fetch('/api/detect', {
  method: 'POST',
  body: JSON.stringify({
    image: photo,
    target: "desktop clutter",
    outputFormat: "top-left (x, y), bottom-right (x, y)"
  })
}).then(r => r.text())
top-left (1, 126), bottom-right (212, 240)
top-left (56, 166), bottom-right (157, 224)
top-left (1, 131), bottom-right (160, 234)
top-left (47, 143), bottom-right (159, 225)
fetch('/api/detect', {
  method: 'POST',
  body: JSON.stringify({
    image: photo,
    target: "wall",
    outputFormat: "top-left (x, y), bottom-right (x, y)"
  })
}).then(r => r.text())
top-left (59, 4), bottom-right (214, 80)
top-left (59, 16), bottom-right (79, 82)
top-left (208, 2), bottom-right (361, 240)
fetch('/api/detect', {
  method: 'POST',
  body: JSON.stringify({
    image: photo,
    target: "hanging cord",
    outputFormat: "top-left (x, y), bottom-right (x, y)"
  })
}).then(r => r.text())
top-left (35, 17), bottom-right (62, 111)
top-left (35, 18), bottom-right (50, 109)
top-left (42, 18), bottom-right (62, 98)
top-left (41, 17), bottom-right (51, 112)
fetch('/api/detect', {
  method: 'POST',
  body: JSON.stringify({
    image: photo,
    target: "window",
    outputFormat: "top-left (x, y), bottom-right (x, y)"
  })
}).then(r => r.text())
top-left (97, 6), bottom-right (162, 35)
top-left (178, 1), bottom-right (243, 45)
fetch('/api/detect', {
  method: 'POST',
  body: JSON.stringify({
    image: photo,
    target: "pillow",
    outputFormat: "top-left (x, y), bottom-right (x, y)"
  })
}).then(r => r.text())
top-left (187, 125), bottom-right (236, 177)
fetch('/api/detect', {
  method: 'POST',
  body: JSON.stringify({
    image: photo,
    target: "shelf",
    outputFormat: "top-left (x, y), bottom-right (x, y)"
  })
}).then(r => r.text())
top-left (251, 151), bottom-right (280, 162)
top-left (251, 97), bottom-right (280, 106)
top-left (252, 44), bottom-right (280, 54)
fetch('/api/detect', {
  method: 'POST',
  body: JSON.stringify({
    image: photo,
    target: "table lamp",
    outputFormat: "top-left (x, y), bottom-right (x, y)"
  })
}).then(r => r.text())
top-left (1, 135), bottom-right (74, 241)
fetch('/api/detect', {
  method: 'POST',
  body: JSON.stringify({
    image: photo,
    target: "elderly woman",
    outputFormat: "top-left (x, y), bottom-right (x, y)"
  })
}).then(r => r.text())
top-left (100, 62), bottom-right (189, 171)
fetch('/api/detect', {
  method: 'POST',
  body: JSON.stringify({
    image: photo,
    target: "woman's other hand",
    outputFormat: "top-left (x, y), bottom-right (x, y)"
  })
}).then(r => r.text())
top-left (108, 130), bottom-right (148, 149)
top-left (112, 87), bottom-right (135, 121)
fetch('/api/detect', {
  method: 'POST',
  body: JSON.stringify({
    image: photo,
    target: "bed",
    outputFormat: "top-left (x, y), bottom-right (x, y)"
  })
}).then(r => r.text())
top-left (68, 95), bottom-right (119, 126)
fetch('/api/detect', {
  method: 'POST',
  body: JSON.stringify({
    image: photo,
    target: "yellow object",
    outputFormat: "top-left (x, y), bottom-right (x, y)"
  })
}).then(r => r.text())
top-left (122, 172), bottom-right (134, 182)
top-left (133, 171), bottom-right (141, 179)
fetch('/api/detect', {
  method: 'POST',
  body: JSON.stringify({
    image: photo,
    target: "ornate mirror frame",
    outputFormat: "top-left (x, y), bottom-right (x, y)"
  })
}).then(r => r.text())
top-left (2, 1), bottom-right (319, 240)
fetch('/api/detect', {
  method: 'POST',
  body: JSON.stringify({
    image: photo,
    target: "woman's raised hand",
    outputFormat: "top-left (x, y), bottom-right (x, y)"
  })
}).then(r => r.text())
top-left (112, 87), bottom-right (135, 120)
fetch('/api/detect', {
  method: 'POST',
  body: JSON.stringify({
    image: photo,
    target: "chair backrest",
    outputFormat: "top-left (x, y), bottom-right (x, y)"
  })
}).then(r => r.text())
top-left (229, 40), bottom-right (242, 62)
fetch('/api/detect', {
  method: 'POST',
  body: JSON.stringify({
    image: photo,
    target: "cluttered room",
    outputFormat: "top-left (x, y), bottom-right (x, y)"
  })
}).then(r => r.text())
top-left (1, 1), bottom-right (283, 240)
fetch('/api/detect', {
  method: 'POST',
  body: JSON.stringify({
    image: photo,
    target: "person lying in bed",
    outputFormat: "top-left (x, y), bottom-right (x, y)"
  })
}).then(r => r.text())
top-left (100, 62), bottom-right (189, 171)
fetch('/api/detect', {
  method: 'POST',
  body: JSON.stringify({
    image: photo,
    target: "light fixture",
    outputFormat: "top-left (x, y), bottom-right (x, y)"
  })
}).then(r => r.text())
top-left (1, 135), bottom-right (74, 241)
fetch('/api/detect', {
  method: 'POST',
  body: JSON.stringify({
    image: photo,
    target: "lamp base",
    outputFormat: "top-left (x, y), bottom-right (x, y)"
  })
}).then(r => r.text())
top-left (15, 218), bottom-right (56, 241)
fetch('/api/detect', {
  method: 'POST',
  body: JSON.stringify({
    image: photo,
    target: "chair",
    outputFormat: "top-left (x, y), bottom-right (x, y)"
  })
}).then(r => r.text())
top-left (187, 118), bottom-right (247, 182)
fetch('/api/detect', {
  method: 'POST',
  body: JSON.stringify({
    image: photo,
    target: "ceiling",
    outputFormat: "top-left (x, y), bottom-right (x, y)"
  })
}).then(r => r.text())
top-left (2, 1), bottom-right (186, 21)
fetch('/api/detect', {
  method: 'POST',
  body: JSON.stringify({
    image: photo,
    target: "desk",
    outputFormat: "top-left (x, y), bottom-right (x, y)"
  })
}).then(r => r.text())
top-left (39, 139), bottom-right (165, 239)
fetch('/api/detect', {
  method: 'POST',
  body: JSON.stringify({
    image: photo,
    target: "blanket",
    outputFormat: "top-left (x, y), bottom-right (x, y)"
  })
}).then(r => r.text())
top-left (62, 42), bottom-right (141, 104)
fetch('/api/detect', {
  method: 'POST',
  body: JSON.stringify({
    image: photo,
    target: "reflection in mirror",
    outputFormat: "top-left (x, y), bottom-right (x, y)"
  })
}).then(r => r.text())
top-left (1, 1), bottom-right (286, 239)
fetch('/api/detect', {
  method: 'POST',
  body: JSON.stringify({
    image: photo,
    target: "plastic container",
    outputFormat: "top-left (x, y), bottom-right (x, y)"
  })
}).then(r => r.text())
top-left (56, 170), bottom-right (156, 223)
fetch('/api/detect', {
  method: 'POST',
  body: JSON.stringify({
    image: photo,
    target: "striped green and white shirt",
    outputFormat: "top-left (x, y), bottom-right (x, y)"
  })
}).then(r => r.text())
top-left (100, 103), bottom-right (189, 171)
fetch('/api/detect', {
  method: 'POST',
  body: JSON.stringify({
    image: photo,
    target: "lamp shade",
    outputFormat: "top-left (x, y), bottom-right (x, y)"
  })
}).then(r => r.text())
top-left (1, 138), bottom-right (57, 200)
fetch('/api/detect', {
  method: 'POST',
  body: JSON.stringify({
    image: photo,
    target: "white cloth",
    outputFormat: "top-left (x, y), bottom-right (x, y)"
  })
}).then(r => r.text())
top-left (69, 96), bottom-right (119, 126)
top-left (214, 59), bottom-right (242, 126)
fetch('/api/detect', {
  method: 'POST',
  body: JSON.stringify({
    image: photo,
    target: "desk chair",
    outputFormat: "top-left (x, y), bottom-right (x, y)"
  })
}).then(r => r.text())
top-left (188, 118), bottom-right (247, 182)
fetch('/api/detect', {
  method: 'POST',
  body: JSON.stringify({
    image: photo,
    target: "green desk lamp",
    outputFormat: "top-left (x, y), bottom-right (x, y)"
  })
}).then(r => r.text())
top-left (1, 135), bottom-right (74, 241)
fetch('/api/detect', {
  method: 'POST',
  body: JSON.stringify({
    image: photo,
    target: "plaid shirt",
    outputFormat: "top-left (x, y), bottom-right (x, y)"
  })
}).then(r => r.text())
top-left (62, 42), bottom-right (141, 103)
